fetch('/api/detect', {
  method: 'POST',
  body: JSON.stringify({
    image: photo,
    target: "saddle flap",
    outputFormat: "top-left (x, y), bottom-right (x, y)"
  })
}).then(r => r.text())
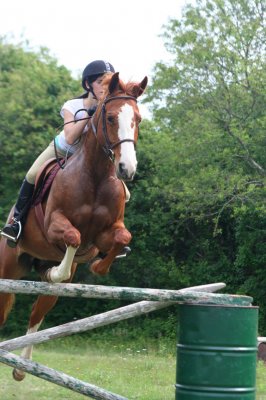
top-left (32, 158), bottom-right (64, 239)
top-left (32, 158), bottom-right (63, 206)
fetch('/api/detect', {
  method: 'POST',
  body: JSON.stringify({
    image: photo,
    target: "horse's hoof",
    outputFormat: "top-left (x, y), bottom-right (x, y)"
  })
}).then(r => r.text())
top-left (90, 259), bottom-right (109, 276)
top-left (12, 368), bottom-right (25, 381)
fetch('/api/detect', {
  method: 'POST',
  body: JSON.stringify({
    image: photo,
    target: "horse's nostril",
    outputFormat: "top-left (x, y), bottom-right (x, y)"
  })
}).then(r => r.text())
top-left (119, 163), bottom-right (125, 174)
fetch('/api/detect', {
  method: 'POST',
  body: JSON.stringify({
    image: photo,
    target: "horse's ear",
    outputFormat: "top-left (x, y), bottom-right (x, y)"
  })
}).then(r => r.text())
top-left (109, 72), bottom-right (120, 94)
top-left (131, 76), bottom-right (148, 98)
top-left (139, 76), bottom-right (148, 96)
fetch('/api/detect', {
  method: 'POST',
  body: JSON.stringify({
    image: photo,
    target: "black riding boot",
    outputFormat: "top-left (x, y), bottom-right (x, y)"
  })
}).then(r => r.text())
top-left (1, 179), bottom-right (35, 248)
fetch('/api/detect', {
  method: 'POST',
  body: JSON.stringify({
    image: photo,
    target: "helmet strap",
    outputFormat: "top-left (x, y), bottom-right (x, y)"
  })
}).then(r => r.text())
top-left (89, 84), bottom-right (97, 100)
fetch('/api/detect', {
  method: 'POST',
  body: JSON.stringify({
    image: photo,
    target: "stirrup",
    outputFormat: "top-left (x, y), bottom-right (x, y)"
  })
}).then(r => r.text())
top-left (0, 219), bottom-right (22, 245)
top-left (115, 246), bottom-right (131, 259)
top-left (98, 247), bottom-right (131, 261)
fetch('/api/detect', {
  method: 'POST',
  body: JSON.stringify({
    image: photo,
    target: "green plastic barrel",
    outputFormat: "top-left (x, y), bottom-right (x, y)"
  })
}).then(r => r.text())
top-left (176, 304), bottom-right (258, 399)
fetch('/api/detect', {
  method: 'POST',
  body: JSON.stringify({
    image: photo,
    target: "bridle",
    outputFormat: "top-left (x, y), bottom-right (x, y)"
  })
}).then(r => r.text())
top-left (90, 95), bottom-right (138, 162)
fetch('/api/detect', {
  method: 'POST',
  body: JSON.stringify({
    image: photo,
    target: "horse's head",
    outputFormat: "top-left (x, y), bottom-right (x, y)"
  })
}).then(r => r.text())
top-left (92, 72), bottom-right (148, 181)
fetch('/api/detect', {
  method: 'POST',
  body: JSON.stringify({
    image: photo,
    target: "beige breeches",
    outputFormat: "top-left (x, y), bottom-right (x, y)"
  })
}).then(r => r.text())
top-left (26, 141), bottom-right (65, 184)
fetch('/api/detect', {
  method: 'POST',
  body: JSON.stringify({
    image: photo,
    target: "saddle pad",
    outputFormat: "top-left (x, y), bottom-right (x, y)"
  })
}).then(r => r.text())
top-left (32, 159), bottom-right (63, 237)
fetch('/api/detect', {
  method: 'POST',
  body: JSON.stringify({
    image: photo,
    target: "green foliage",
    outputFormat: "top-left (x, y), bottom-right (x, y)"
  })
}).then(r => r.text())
top-left (0, 0), bottom-right (266, 338)
top-left (141, 0), bottom-right (266, 327)
top-left (0, 37), bottom-right (79, 220)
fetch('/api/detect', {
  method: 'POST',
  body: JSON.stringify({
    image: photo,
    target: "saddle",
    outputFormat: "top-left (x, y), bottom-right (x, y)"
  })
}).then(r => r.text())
top-left (32, 158), bottom-right (64, 232)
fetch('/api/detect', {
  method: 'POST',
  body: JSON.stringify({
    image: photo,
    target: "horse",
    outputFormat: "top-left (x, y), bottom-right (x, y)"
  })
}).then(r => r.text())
top-left (0, 72), bottom-right (148, 380)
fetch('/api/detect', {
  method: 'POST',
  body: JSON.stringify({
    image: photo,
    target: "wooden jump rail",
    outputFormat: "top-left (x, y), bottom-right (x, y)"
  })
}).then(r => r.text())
top-left (0, 348), bottom-right (127, 400)
top-left (0, 279), bottom-right (252, 305)
top-left (0, 280), bottom-right (254, 399)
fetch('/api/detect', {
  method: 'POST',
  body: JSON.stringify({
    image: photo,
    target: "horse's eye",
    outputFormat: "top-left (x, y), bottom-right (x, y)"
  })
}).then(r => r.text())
top-left (107, 115), bottom-right (115, 124)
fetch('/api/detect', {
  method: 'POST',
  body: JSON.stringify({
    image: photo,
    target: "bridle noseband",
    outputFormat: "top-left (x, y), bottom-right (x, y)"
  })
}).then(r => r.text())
top-left (91, 95), bottom-right (138, 162)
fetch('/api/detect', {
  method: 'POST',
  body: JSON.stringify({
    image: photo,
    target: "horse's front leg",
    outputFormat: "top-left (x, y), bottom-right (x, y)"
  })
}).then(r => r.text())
top-left (90, 222), bottom-right (132, 276)
top-left (45, 246), bottom-right (78, 283)
top-left (44, 210), bottom-right (81, 283)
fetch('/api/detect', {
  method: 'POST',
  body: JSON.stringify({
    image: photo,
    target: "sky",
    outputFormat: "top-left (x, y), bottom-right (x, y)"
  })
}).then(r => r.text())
top-left (0, 0), bottom-right (191, 116)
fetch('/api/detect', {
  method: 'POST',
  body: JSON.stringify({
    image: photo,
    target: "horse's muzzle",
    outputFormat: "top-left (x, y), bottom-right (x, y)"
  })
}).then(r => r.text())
top-left (118, 162), bottom-right (135, 181)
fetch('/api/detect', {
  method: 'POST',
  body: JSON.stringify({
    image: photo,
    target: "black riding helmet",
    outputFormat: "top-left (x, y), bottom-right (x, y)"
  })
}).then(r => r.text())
top-left (82, 60), bottom-right (115, 91)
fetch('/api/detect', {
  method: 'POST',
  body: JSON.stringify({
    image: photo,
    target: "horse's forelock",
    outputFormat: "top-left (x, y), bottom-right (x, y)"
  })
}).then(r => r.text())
top-left (102, 74), bottom-right (140, 97)
top-left (125, 82), bottom-right (139, 96)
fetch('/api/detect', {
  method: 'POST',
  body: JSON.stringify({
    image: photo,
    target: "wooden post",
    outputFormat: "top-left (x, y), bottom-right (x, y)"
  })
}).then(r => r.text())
top-left (0, 348), bottom-right (128, 400)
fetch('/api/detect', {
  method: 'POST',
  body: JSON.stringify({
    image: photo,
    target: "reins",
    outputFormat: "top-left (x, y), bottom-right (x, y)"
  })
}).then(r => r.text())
top-left (54, 110), bottom-right (92, 169)
top-left (54, 95), bottom-right (138, 168)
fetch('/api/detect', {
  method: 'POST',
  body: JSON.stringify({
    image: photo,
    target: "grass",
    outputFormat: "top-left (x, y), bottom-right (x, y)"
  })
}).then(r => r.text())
top-left (256, 362), bottom-right (266, 400)
top-left (0, 337), bottom-right (176, 400)
top-left (0, 337), bottom-right (266, 399)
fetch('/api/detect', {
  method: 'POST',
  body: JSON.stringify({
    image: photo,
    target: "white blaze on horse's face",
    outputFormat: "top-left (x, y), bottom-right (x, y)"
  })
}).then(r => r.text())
top-left (117, 103), bottom-right (137, 181)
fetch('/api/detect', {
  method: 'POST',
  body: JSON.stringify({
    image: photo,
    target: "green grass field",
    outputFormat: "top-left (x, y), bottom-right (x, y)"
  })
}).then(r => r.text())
top-left (0, 337), bottom-right (176, 400)
top-left (0, 337), bottom-right (266, 400)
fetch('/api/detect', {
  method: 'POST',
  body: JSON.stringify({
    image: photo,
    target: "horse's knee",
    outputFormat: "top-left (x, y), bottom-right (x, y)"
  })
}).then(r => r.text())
top-left (114, 228), bottom-right (132, 246)
top-left (63, 229), bottom-right (81, 247)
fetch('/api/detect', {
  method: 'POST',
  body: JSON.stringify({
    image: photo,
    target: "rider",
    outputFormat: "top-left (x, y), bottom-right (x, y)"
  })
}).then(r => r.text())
top-left (1, 60), bottom-right (130, 256)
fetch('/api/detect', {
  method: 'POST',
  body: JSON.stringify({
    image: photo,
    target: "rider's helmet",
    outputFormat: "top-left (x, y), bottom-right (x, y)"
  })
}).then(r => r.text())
top-left (82, 60), bottom-right (115, 90)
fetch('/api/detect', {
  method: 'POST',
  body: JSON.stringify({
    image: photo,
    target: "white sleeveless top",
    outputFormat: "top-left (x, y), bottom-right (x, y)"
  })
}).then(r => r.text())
top-left (55, 98), bottom-right (88, 155)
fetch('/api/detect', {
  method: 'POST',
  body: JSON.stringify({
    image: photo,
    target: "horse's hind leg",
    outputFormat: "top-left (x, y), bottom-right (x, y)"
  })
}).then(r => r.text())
top-left (12, 293), bottom-right (59, 381)
top-left (13, 262), bottom-right (77, 381)
top-left (0, 293), bottom-right (15, 327)
top-left (0, 241), bottom-right (31, 327)
top-left (0, 246), bottom-right (16, 326)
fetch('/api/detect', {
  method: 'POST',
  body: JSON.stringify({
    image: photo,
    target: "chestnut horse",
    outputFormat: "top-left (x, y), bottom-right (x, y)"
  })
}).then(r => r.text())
top-left (0, 72), bottom-right (148, 380)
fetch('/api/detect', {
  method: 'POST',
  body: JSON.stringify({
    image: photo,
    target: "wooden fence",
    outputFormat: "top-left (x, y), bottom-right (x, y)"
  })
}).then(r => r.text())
top-left (0, 280), bottom-right (253, 399)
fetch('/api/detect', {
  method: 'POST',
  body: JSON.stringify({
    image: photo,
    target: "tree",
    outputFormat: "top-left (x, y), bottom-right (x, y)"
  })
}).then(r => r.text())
top-left (142, 0), bottom-right (266, 328)
top-left (0, 38), bottom-right (79, 222)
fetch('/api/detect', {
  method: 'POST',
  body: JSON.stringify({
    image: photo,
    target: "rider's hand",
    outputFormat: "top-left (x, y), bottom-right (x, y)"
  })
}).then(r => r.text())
top-left (84, 91), bottom-right (97, 110)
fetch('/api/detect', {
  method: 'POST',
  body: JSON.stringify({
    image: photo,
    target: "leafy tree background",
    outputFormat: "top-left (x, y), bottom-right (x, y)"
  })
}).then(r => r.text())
top-left (0, 0), bottom-right (265, 338)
